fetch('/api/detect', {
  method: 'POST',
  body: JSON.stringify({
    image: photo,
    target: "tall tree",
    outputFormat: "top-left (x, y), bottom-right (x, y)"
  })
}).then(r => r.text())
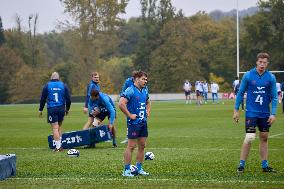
top-left (60, 0), bottom-right (129, 61)
top-left (0, 16), bottom-right (5, 46)
top-left (241, 0), bottom-right (284, 80)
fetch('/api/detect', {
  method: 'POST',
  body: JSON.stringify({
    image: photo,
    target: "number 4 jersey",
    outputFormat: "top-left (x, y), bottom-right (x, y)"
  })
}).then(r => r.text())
top-left (121, 85), bottom-right (149, 126)
top-left (235, 68), bottom-right (278, 118)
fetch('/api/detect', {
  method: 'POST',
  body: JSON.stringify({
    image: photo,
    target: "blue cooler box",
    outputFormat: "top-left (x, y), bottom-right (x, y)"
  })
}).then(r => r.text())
top-left (48, 125), bottom-right (112, 149)
top-left (0, 154), bottom-right (16, 180)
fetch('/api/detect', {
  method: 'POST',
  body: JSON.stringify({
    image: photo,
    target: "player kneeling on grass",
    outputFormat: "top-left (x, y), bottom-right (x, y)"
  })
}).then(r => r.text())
top-left (119, 71), bottom-right (151, 177)
top-left (88, 89), bottom-right (117, 147)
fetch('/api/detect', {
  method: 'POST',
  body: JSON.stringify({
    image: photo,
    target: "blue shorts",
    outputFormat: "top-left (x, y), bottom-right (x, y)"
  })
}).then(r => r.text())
top-left (47, 106), bottom-right (65, 123)
top-left (127, 122), bottom-right (148, 139)
top-left (184, 91), bottom-right (191, 96)
top-left (90, 111), bottom-right (116, 121)
top-left (245, 117), bottom-right (270, 133)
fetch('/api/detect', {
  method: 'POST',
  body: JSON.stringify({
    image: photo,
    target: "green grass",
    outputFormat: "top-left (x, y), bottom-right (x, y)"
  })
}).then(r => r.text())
top-left (0, 101), bottom-right (284, 188)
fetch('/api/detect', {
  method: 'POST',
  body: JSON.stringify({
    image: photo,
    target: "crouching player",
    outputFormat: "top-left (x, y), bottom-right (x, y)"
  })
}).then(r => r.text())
top-left (88, 89), bottom-right (117, 147)
top-left (233, 52), bottom-right (278, 173)
top-left (119, 71), bottom-right (151, 177)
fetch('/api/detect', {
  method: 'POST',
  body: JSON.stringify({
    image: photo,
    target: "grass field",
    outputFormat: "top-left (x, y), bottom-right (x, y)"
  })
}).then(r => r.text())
top-left (0, 100), bottom-right (284, 188)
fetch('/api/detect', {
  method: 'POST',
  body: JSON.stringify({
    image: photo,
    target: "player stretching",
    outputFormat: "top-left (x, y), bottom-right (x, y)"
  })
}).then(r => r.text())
top-left (119, 71), bottom-right (151, 177)
top-left (233, 52), bottom-right (278, 173)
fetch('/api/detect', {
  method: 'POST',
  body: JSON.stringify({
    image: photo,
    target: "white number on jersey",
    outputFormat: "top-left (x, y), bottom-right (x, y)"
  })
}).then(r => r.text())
top-left (255, 95), bottom-right (263, 105)
top-left (138, 111), bottom-right (145, 120)
top-left (53, 93), bottom-right (58, 102)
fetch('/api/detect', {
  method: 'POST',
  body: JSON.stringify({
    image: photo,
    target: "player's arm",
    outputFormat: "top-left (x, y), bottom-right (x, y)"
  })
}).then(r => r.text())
top-left (39, 84), bottom-right (48, 117)
top-left (146, 99), bottom-right (151, 118)
top-left (64, 84), bottom-right (71, 115)
top-left (103, 96), bottom-right (116, 125)
top-left (268, 75), bottom-right (278, 124)
top-left (233, 73), bottom-right (248, 122)
top-left (83, 84), bottom-right (90, 113)
top-left (119, 97), bottom-right (136, 120)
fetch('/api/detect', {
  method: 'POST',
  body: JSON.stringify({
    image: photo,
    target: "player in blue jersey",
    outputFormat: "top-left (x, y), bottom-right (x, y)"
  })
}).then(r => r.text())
top-left (82, 71), bottom-right (100, 130)
top-left (119, 71), bottom-right (151, 177)
top-left (88, 89), bottom-right (117, 147)
top-left (233, 52), bottom-right (278, 173)
top-left (119, 70), bottom-right (138, 144)
top-left (39, 72), bottom-right (71, 152)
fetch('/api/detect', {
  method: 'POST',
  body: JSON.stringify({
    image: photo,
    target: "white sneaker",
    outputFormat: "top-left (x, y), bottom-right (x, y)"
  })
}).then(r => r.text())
top-left (138, 168), bottom-right (149, 176)
top-left (120, 139), bottom-right (128, 144)
top-left (122, 169), bottom-right (134, 177)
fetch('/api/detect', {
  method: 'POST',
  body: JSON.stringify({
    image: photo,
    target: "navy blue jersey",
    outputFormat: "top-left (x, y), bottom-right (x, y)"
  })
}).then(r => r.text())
top-left (235, 68), bottom-right (278, 117)
top-left (121, 85), bottom-right (149, 125)
top-left (88, 92), bottom-right (116, 124)
top-left (39, 80), bottom-right (71, 111)
top-left (84, 80), bottom-right (100, 108)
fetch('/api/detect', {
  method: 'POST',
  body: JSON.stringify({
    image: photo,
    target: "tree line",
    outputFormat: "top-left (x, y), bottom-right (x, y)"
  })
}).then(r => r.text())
top-left (0, 0), bottom-right (283, 103)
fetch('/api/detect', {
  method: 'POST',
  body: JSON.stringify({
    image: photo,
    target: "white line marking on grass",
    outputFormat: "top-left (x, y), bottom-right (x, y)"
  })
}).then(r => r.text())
top-left (3, 147), bottom-right (284, 151)
top-left (269, 133), bottom-right (284, 138)
top-left (12, 177), bottom-right (284, 184)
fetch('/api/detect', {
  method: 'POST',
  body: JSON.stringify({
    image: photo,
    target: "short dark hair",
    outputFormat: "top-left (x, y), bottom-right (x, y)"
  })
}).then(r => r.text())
top-left (90, 89), bottom-right (99, 97)
top-left (131, 70), bottom-right (138, 77)
top-left (133, 70), bottom-right (147, 79)
top-left (257, 52), bottom-right (270, 61)
top-left (91, 72), bottom-right (99, 77)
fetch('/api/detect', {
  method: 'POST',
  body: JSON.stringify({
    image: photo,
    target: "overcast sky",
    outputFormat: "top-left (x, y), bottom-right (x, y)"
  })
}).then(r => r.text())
top-left (0, 0), bottom-right (259, 33)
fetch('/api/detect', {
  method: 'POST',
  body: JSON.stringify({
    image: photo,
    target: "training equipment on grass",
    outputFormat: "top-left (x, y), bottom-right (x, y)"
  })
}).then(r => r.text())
top-left (48, 125), bottom-right (111, 149)
top-left (145, 152), bottom-right (155, 160)
top-left (0, 154), bottom-right (16, 180)
top-left (130, 165), bottom-right (138, 176)
top-left (67, 149), bottom-right (80, 157)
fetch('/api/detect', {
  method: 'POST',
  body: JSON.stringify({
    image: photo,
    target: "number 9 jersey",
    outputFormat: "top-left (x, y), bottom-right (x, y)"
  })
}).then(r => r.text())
top-left (121, 85), bottom-right (149, 126)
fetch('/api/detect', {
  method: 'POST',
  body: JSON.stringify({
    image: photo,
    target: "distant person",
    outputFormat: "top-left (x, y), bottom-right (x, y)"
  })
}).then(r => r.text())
top-left (233, 52), bottom-right (278, 173)
top-left (281, 82), bottom-right (284, 114)
top-left (119, 71), bottom-right (151, 177)
top-left (202, 81), bottom-right (209, 104)
top-left (233, 76), bottom-right (239, 95)
top-left (195, 81), bottom-right (202, 105)
top-left (276, 82), bottom-right (282, 103)
top-left (39, 72), bottom-right (71, 152)
top-left (210, 82), bottom-right (219, 103)
top-left (183, 80), bottom-right (192, 104)
top-left (88, 89), bottom-right (117, 147)
top-left (82, 72), bottom-right (100, 130)
top-left (119, 71), bottom-right (138, 144)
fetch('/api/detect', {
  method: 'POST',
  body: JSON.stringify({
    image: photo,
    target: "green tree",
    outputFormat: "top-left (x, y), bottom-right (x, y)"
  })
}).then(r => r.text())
top-left (0, 47), bottom-right (23, 103)
top-left (0, 16), bottom-right (5, 46)
top-left (241, 0), bottom-right (284, 79)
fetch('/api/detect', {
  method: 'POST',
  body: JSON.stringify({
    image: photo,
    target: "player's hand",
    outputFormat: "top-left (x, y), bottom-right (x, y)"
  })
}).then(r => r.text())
top-left (233, 109), bottom-right (240, 123)
top-left (91, 107), bottom-right (100, 116)
top-left (39, 111), bottom-right (42, 118)
top-left (146, 110), bottom-right (150, 118)
top-left (129, 114), bottom-right (137, 120)
top-left (83, 107), bottom-right (88, 114)
top-left (267, 115), bottom-right (276, 125)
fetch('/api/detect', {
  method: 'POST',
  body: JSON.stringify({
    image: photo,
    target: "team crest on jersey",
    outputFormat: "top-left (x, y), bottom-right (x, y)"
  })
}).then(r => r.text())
top-left (251, 80), bottom-right (256, 85)
top-left (257, 87), bottom-right (265, 90)
top-left (132, 132), bottom-right (137, 136)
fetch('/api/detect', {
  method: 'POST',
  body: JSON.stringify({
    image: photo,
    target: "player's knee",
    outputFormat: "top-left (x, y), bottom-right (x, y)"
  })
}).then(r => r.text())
top-left (244, 133), bottom-right (256, 144)
top-left (92, 119), bottom-right (100, 127)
